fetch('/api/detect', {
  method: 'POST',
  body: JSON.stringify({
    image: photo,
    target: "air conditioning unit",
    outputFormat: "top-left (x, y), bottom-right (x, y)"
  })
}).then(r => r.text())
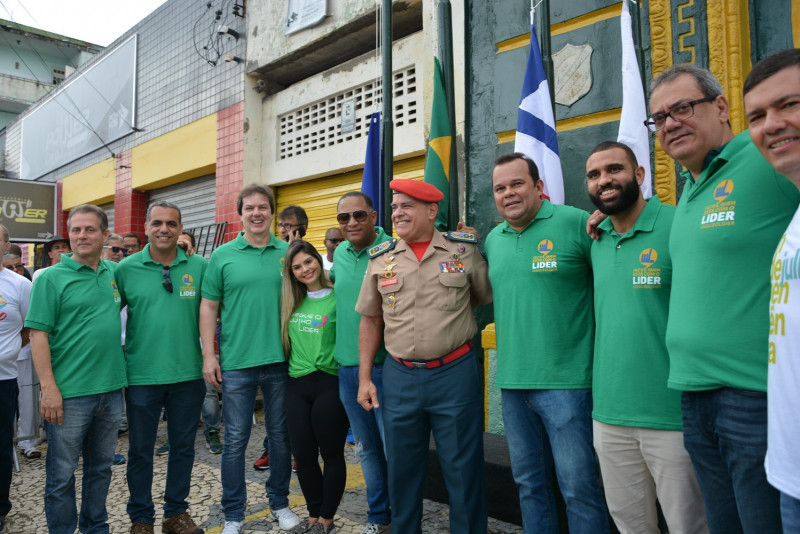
top-left (52, 67), bottom-right (66, 84)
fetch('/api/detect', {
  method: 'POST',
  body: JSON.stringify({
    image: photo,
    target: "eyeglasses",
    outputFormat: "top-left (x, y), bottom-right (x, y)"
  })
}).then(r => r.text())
top-left (644, 96), bottom-right (717, 132)
top-left (8, 264), bottom-right (24, 272)
top-left (104, 246), bottom-right (128, 256)
top-left (277, 223), bottom-right (301, 230)
top-left (161, 265), bottom-right (173, 293)
top-left (336, 210), bottom-right (370, 224)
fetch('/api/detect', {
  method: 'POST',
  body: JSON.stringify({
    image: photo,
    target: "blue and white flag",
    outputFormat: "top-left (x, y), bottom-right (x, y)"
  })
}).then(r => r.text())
top-left (361, 112), bottom-right (383, 223)
top-left (514, 23), bottom-right (564, 204)
top-left (617, 0), bottom-right (652, 197)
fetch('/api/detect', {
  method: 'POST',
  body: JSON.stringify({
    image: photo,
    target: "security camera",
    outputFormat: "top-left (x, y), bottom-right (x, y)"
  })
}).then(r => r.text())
top-left (256, 79), bottom-right (266, 89)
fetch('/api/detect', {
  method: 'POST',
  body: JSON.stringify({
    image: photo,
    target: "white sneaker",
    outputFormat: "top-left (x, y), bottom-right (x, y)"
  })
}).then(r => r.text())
top-left (271, 507), bottom-right (301, 530)
top-left (360, 524), bottom-right (391, 534)
top-left (221, 520), bottom-right (244, 534)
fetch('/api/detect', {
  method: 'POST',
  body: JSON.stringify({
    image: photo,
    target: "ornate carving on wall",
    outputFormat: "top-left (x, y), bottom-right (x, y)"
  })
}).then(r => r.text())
top-left (707, 0), bottom-right (751, 134)
top-left (649, 0), bottom-right (677, 205)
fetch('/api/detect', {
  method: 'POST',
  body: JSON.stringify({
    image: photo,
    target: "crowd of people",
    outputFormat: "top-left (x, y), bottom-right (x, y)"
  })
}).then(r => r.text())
top-left (0, 49), bottom-right (798, 534)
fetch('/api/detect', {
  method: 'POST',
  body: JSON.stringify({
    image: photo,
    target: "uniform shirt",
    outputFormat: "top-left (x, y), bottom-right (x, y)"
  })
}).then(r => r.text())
top-left (591, 197), bottom-right (681, 430)
top-left (201, 232), bottom-right (288, 371)
top-left (485, 200), bottom-right (594, 389)
top-left (356, 231), bottom-right (492, 360)
top-left (330, 227), bottom-right (391, 367)
top-left (25, 254), bottom-right (127, 399)
top-left (116, 244), bottom-right (208, 385)
top-left (287, 289), bottom-right (337, 378)
top-left (667, 131), bottom-right (800, 392)
top-left (766, 204), bottom-right (800, 500)
top-left (0, 268), bottom-right (31, 379)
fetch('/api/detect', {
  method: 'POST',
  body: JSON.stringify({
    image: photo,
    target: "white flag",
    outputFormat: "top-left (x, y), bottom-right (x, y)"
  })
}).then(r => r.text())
top-left (617, 0), bottom-right (652, 198)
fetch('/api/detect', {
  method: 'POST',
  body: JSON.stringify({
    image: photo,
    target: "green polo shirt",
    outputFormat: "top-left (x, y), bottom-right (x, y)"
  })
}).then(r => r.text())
top-left (592, 197), bottom-right (681, 430)
top-left (288, 290), bottom-right (338, 378)
top-left (25, 254), bottom-right (127, 399)
top-left (201, 232), bottom-right (288, 371)
top-left (667, 131), bottom-right (800, 392)
top-left (116, 244), bottom-right (208, 385)
top-left (329, 227), bottom-right (390, 367)
top-left (485, 200), bottom-right (594, 389)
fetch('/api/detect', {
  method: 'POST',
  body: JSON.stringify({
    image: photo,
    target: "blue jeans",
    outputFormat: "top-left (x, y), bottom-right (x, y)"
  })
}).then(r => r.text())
top-left (44, 389), bottom-right (123, 534)
top-left (681, 389), bottom-right (782, 533)
top-left (501, 388), bottom-right (609, 534)
top-left (202, 382), bottom-right (221, 440)
top-left (125, 380), bottom-right (205, 523)
top-left (0, 379), bottom-right (17, 517)
top-left (383, 350), bottom-right (486, 534)
top-left (221, 362), bottom-right (291, 521)
top-left (782, 492), bottom-right (800, 533)
top-left (339, 364), bottom-right (390, 525)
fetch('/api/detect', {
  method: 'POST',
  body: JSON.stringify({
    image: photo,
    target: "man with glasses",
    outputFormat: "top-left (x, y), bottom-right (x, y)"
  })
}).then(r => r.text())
top-left (2, 254), bottom-right (26, 278)
top-left (115, 201), bottom-right (208, 534)
top-left (277, 205), bottom-right (308, 242)
top-left (26, 205), bottom-right (126, 534)
top-left (123, 233), bottom-right (143, 255)
top-left (328, 192), bottom-right (392, 534)
top-left (200, 184), bottom-right (299, 534)
top-left (103, 234), bottom-right (128, 263)
top-left (0, 226), bottom-right (32, 531)
top-left (322, 228), bottom-right (344, 271)
top-left (645, 63), bottom-right (800, 532)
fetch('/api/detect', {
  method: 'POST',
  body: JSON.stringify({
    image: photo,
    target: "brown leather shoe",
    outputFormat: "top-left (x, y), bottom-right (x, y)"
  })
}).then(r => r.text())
top-left (162, 512), bottom-right (204, 534)
top-left (130, 523), bottom-right (155, 534)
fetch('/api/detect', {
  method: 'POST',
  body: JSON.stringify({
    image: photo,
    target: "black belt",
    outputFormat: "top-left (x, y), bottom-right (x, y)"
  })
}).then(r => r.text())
top-left (392, 340), bottom-right (474, 369)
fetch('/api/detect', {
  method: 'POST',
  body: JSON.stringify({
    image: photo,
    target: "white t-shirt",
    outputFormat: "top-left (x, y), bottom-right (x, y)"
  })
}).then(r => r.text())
top-left (0, 268), bottom-right (32, 380)
top-left (766, 204), bottom-right (800, 499)
top-left (323, 256), bottom-right (333, 271)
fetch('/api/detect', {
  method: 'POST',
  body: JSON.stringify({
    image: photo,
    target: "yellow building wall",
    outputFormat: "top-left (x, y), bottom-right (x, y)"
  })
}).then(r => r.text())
top-left (61, 158), bottom-right (116, 210)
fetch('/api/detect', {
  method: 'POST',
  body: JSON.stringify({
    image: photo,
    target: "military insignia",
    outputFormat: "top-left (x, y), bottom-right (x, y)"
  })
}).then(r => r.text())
top-left (451, 253), bottom-right (460, 261)
top-left (369, 239), bottom-right (397, 259)
top-left (385, 295), bottom-right (397, 306)
top-left (457, 245), bottom-right (466, 253)
top-left (381, 271), bottom-right (397, 279)
top-left (443, 231), bottom-right (478, 244)
top-left (380, 277), bottom-right (398, 287)
top-left (384, 263), bottom-right (396, 271)
top-left (440, 261), bottom-right (466, 273)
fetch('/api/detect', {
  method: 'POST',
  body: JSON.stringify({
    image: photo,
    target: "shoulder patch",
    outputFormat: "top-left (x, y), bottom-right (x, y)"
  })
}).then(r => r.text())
top-left (443, 231), bottom-right (478, 244)
top-left (368, 239), bottom-right (397, 259)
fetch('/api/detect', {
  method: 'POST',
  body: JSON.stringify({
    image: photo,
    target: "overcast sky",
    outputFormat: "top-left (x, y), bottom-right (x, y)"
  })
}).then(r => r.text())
top-left (1, 0), bottom-right (168, 46)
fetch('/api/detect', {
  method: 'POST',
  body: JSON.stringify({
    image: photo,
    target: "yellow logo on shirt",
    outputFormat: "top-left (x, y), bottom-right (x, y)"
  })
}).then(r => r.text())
top-left (110, 280), bottom-right (122, 305)
top-left (632, 249), bottom-right (661, 288)
top-left (179, 274), bottom-right (197, 299)
top-left (532, 239), bottom-right (558, 272)
top-left (701, 180), bottom-right (736, 228)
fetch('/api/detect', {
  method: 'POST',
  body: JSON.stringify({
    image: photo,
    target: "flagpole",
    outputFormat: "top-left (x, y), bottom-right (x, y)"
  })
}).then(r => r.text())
top-left (629, 0), bottom-right (647, 91)
top-left (380, 0), bottom-right (394, 233)
top-left (534, 0), bottom-right (555, 115)
top-left (438, 0), bottom-right (458, 230)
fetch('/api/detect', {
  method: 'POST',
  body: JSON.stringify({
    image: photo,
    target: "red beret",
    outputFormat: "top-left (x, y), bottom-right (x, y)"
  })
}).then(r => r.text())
top-left (389, 179), bottom-right (444, 203)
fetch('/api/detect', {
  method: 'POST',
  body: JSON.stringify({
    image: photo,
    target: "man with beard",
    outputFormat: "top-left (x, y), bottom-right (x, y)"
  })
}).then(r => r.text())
top-left (484, 153), bottom-right (607, 533)
top-left (586, 141), bottom-right (707, 533)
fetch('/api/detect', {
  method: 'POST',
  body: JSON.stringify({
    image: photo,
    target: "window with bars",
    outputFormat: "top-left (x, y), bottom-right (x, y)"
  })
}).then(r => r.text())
top-left (278, 67), bottom-right (417, 160)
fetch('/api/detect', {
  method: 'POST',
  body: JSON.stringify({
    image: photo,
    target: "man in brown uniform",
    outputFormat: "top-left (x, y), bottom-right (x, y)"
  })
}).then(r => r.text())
top-left (356, 179), bottom-right (492, 534)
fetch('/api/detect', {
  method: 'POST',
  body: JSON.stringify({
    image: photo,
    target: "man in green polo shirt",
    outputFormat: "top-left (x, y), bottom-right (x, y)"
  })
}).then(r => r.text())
top-left (328, 191), bottom-right (391, 534)
top-left (586, 141), bottom-right (706, 533)
top-left (646, 63), bottom-right (800, 532)
top-left (484, 153), bottom-right (607, 534)
top-left (116, 201), bottom-right (208, 534)
top-left (26, 204), bottom-right (126, 534)
top-left (199, 184), bottom-right (299, 534)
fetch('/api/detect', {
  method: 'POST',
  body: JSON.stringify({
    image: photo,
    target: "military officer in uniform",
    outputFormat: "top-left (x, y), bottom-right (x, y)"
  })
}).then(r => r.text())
top-left (356, 179), bottom-right (492, 534)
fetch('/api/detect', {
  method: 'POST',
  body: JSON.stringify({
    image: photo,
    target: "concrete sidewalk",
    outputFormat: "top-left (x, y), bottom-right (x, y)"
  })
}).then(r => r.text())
top-left (8, 411), bottom-right (521, 533)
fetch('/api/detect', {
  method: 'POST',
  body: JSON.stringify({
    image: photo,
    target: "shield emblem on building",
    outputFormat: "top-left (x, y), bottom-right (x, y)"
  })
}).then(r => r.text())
top-left (553, 43), bottom-right (593, 106)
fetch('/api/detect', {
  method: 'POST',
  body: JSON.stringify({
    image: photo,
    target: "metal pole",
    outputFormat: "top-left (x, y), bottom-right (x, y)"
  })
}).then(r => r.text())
top-left (381, 0), bottom-right (394, 233)
top-left (535, 0), bottom-right (555, 115)
top-left (438, 0), bottom-right (458, 230)
top-left (630, 0), bottom-right (647, 93)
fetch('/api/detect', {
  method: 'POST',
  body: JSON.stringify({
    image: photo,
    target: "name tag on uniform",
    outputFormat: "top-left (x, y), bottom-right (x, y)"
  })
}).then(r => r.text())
top-left (380, 278), bottom-right (398, 287)
top-left (440, 261), bottom-right (465, 273)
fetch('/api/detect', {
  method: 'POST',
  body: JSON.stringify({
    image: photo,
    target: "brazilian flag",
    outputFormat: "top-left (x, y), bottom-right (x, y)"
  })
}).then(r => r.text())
top-left (424, 56), bottom-right (451, 232)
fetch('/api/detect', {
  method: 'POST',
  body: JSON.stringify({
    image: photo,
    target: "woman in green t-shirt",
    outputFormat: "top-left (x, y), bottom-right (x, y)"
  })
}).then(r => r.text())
top-left (281, 240), bottom-right (348, 534)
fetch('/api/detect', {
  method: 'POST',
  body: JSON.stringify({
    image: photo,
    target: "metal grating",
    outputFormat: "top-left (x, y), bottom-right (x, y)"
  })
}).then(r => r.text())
top-left (278, 67), bottom-right (417, 160)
